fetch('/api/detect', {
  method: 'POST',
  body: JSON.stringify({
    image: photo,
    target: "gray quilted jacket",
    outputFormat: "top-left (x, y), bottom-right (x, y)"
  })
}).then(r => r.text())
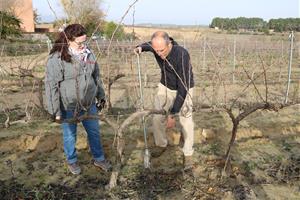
top-left (45, 51), bottom-right (105, 116)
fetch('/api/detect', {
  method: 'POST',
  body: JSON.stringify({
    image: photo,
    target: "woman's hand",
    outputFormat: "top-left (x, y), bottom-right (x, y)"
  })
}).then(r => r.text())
top-left (96, 98), bottom-right (106, 111)
top-left (55, 115), bottom-right (62, 124)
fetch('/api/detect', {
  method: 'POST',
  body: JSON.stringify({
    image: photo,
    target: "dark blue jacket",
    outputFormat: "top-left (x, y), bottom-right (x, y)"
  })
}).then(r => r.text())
top-left (138, 38), bottom-right (194, 114)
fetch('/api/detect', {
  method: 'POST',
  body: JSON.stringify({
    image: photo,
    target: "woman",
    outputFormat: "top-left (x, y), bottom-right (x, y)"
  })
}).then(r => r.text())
top-left (45, 24), bottom-right (111, 175)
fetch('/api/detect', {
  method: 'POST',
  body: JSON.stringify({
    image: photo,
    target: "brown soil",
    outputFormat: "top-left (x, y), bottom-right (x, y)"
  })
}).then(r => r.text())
top-left (0, 105), bottom-right (299, 199)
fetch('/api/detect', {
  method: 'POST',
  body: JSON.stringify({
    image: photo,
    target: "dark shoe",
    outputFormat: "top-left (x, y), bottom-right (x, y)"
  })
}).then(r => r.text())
top-left (184, 156), bottom-right (194, 170)
top-left (68, 162), bottom-right (81, 175)
top-left (94, 160), bottom-right (112, 172)
top-left (151, 146), bottom-right (167, 158)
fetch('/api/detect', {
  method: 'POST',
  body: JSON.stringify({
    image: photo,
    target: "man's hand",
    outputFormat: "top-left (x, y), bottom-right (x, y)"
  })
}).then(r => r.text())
top-left (166, 115), bottom-right (176, 129)
top-left (134, 46), bottom-right (142, 55)
top-left (96, 98), bottom-right (106, 111)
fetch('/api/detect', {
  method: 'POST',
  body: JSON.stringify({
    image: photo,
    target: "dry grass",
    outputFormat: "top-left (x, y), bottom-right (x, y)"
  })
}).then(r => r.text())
top-left (124, 25), bottom-right (211, 41)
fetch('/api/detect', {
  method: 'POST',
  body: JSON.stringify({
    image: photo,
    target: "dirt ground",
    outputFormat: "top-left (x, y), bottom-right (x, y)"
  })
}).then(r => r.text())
top-left (0, 104), bottom-right (299, 199)
top-left (0, 28), bottom-right (299, 199)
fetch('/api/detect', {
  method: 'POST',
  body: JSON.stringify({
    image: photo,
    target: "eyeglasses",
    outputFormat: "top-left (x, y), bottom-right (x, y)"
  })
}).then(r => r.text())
top-left (73, 40), bottom-right (87, 46)
top-left (155, 46), bottom-right (167, 53)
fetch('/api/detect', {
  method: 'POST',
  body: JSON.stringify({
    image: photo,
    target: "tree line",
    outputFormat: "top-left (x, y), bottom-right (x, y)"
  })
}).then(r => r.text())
top-left (210, 17), bottom-right (300, 32)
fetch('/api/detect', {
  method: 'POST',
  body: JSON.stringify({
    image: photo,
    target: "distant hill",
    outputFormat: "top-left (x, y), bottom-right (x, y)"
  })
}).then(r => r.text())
top-left (129, 23), bottom-right (208, 29)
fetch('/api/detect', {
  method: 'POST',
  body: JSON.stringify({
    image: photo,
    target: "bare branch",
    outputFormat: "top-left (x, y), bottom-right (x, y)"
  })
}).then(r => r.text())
top-left (46, 0), bottom-right (59, 21)
top-left (108, 73), bottom-right (125, 87)
top-left (258, 55), bottom-right (268, 102)
top-left (223, 101), bottom-right (299, 174)
top-left (241, 65), bottom-right (265, 102)
top-left (106, 0), bottom-right (139, 56)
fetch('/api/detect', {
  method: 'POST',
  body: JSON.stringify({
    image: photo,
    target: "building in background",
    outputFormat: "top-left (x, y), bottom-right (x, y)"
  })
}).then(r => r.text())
top-left (13, 0), bottom-right (35, 32)
top-left (35, 24), bottom-right (55, 33)
top-left (8, 0), bottom-right (55, 33)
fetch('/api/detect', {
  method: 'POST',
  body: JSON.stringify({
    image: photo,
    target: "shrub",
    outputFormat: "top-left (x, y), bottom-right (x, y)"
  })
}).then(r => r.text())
top-left (0, 11), bottom-right (22, 39)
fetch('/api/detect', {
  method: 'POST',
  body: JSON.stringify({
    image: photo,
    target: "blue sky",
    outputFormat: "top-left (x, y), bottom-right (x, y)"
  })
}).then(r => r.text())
top-left (33, 0), bottom-right (300, 25)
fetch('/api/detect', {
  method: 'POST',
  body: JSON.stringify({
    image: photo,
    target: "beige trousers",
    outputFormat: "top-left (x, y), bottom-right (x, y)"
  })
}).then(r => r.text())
top-left (152, 83), bottom-right (194, 156)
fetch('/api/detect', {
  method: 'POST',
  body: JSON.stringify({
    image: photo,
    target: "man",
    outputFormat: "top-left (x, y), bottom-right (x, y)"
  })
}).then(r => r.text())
top-left (134, 31), bottom-right (195, 170)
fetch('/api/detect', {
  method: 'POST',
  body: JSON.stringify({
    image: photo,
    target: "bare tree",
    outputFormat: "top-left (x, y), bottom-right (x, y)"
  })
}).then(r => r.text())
top-left (60, 0), bottom-right (104, 25)
top-left (0, 52), bottom-right (48, 128)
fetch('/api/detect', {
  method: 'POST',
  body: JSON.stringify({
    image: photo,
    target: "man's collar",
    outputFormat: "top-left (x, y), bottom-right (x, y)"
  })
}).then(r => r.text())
top-left (166, 44), bottom-right (174, 59)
